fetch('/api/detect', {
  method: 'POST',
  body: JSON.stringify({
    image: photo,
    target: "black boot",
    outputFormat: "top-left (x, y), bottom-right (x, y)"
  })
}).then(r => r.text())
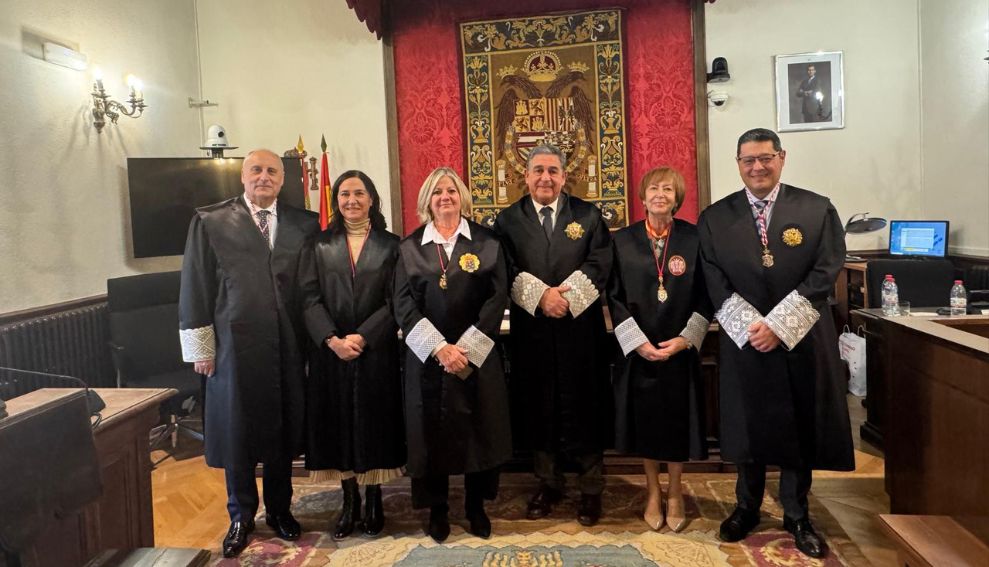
top-left (362, 484), bottom-right (385, 536)
top-left (427, 503), bottom-right (450, 543)
top-left (333, 477), bottom-right (362, 540)
top-left (465, 491), bottom-right (491, 539)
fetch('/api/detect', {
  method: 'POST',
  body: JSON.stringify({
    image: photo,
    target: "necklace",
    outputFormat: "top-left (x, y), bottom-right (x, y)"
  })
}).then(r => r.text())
top-left (435, 243), bottom-right (449, 290)
top-left (646, 220), bottom-right (672, 303)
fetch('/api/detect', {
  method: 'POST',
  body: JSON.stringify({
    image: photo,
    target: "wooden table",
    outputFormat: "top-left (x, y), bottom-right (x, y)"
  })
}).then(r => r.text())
top-left (3, 388), bottom-right (176, 566)
top-left (879, 515), bottom-right (989, 566)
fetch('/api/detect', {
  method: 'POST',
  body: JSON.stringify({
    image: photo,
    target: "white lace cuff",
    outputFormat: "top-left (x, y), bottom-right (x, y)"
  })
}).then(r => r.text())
top-left (455, 325), bottom-right (496, 368)
top-left (679, 312), bottom-right (710, 351)
top-left (561, 270), bottom-right (599, 318)
top-left (764, 290), bottom-right (820, 350)
top-left (511, 272), bottom-right (549, 316)
top-left (715, 293), bottom-right (763, 349)
top-left (614, 317), bottom-right (649, 357)
top-left (406, 318), bottom-right (446, 363)
top-left (179, 325), bottom-right (216, 362)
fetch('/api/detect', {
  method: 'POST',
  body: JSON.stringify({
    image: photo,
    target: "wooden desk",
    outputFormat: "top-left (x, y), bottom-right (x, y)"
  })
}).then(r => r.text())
top-left (879, 515), bottom-right (989, 567)
top-left (3, 388), bottom-right (175, 567)
top-left (835, 261), bottom-right (870, 331)
top-left (856, 310), bottom-right (989, 515)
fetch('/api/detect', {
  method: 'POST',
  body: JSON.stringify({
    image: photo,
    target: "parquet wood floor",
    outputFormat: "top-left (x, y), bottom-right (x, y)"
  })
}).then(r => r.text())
top-left (151, 395), bottom-right (898, 565)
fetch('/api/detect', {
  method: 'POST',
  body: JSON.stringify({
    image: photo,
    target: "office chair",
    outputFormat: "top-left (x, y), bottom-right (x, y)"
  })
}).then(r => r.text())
top-left (106, 272), bottom-right (203, 453)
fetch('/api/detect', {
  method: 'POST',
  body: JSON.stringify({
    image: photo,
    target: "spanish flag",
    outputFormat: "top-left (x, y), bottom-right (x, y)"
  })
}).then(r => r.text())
top-left (319, 135), bottom-right (330, 230)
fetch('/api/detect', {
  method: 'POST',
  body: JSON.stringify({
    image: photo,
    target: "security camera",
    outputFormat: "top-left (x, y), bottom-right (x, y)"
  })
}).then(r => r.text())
top-left (708, 91), bottom-right (729, 108)
top-left (205, 124), bottom-right (229, 147)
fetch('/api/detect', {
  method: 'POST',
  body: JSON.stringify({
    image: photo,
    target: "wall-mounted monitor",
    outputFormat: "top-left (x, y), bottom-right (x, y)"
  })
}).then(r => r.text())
top-left (126, 157), bottom-right (307, 258)
top-left (888, 220), bottom-right (949, 258)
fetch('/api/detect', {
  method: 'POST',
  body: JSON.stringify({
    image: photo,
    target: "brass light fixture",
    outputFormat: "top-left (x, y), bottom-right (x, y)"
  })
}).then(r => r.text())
top-left (91, 68), bottom-right (148, 132)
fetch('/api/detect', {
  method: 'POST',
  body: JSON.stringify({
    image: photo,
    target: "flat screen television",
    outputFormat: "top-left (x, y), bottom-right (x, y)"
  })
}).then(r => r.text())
top-left (127, 157), bottom-right (307, 258)
top-left (888, 220), bottom-right (949, 258)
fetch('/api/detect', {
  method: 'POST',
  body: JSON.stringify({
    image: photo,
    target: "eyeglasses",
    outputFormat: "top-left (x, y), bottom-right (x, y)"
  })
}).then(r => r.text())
top-left (736, 153), bottom-right (780, 167)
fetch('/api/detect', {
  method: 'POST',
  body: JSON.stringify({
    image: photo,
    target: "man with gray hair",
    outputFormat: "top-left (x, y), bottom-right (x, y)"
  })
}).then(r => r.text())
top-left (179, 149), bottom-right (319, 557)
top-left (494, 144), bottom-right (613, 526)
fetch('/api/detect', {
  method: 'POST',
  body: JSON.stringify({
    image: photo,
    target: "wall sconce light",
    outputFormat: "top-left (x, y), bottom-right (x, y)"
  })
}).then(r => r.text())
top-left (91, 68), bottom-right (148, 132)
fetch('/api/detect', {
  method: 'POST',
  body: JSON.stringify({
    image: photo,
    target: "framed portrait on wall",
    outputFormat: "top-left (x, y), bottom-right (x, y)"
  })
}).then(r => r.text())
top-left (775, 51), bottom-right (844, 132)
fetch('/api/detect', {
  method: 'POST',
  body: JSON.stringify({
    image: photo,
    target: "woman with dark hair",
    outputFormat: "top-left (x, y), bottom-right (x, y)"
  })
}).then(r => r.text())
top-left (300, 170), bottom-right (405, 539)
top-left (608, 166), bottom-right (712, 532)
top-left (393, 167), bottom-right (512, 542)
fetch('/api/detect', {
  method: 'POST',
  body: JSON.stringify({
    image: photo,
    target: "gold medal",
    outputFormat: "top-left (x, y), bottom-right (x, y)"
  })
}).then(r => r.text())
top-left (658, 283), bottom-right (668, 303)
top-left (439, 273), bottom-right (448, 289)
top-left (762, 251), bottom-right (774, 267)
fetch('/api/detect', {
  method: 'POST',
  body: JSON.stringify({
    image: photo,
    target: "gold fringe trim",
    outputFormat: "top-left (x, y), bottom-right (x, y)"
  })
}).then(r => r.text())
top-left (309, 467), bottom-right (406, 485)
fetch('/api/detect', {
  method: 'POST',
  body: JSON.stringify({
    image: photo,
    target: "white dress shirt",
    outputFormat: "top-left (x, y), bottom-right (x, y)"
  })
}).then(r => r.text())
top-left (244, 194), bottom-right (278, 248)
top-left (421, 216), bottom-right (472, 257)
top-left (530, 195), bottom-right (561, 230)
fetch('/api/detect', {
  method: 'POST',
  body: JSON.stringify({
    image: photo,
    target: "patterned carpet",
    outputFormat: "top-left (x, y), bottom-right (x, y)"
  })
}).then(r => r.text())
top-left (211, 473), bottom-right (871, 566)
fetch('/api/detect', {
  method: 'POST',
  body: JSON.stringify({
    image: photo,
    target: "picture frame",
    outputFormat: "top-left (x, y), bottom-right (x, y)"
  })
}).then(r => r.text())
top-left (774, 51), bottom-right (844, 132)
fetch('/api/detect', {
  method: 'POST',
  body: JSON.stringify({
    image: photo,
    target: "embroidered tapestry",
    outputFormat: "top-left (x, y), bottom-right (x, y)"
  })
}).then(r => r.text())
top-left (459, 9), bottom-right (630, 229)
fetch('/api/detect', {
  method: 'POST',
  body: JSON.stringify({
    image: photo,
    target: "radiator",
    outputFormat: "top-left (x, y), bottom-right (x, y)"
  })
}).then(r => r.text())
top-left (0, 304), bottom-right (114, 388)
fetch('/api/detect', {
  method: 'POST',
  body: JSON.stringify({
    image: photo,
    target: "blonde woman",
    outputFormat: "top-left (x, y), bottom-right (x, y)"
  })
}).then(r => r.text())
top-left (393, 167), bottom-right (511, 542)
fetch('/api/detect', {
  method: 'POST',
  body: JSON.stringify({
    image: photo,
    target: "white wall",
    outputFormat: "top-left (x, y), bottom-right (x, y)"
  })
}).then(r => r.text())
top-left (706, 0), bottom-right (989, 255)
top-left (0, 0), bottom-right (201, 313)
top-left (194, 0), bottom-right (392, 225)
top-left (705, 0), bottom-right (924, 252)
top-left (919, 0), bottom-right (989, 257)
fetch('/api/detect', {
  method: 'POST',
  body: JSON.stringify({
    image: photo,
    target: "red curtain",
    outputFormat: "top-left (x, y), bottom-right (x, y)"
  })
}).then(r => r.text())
top-left (391, 0), bottom-right (698, 233)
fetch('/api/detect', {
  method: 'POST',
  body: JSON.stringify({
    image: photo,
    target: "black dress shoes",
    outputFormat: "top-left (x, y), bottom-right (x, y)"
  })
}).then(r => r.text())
top-left (427, 504), bottom-right (450, 543)
top-left (526, 486), bottom-right (563, 520)
top-left (784, 516), bottom-right (826, 558)
top-left (222, 519), bottom-right (255, 558)
top-left (362, 484), bottom-right (385, 536)
top-left (576, 493), bottom-right (602, 527)
top-left (718, 507), bottom-right (760, 542)
top-left (265, 512), bottom-right (301, 541)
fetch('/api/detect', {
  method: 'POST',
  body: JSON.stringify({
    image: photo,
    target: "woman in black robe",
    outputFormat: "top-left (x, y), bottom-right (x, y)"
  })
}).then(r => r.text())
top-left (608, 167), bottom-right (713, 532)
top-left (300, 170), bottom-right (405, 539)
top-left (393, 167), bottom-right (512, 543)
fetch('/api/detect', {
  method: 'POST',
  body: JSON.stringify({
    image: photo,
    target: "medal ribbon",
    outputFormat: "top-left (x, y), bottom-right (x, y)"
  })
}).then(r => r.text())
top-left (751, 198), bottom-right (776, 259)
top-left (347, 224), bottom-right (371, 280)
top-left (435, 243), bottom-right (449, 279)
top-left (646, 220), bottom-right (672, 287)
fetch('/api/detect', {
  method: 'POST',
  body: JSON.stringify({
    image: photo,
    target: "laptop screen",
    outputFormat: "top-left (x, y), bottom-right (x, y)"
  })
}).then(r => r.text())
top-left (888, 220), bottom-right (949, 257)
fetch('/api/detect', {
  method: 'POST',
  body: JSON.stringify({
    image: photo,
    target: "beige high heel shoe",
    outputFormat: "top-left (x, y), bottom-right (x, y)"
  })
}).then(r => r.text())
top-left (666, 494), bottom-right (687, 532)
top-left (643, 492), bottom-right (665, 530)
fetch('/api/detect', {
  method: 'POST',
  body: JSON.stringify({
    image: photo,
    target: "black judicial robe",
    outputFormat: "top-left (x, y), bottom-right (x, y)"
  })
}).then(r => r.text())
top-left (179, 197), bottom-right (319, 469)
top-left (608, 219), bottom-right (712, 462)
top-left (394, 221), bottom-right (512, 477)
top-left (300, 228), bottom-right (405, 474)
top-left (493, 194), bottom-right (613, 454)
top-left (697, 185), bottom-right (854, 471)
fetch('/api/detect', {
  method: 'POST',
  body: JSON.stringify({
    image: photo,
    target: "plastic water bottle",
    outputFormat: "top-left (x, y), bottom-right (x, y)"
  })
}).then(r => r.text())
top-left (950, 280), bottom-right (967, 316)
top-left (881, 275), bottom-right (899, 316)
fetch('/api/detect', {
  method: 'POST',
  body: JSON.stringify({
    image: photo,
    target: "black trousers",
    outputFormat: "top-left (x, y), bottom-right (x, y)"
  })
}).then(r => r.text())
top-left (411, 468), bottom-right (500, 510)
top-left (735, 463), bottom-right (812, 520)
top-left (534, 449), bottom-right (604, 495)
top-left (224, 456), bottom-right (293, 523)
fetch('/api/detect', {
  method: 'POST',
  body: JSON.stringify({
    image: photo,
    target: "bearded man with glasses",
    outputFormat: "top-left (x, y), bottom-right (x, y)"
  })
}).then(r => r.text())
top-left (697, 128), bottom-right (853, 559)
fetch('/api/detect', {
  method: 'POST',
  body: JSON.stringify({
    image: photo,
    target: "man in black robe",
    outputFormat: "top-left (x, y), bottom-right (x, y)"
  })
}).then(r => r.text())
top-left (697, 129), bottom-right (853, 559)
top-left (179, 149), bottom-right (319, 557)
top-left (494, 145), bottom-right (613, 526)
